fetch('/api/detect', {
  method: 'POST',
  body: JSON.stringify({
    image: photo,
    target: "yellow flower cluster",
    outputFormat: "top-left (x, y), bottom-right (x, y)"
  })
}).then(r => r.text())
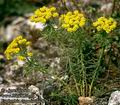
top-left (59, 10), bottom-right (86, 32)
top-left (30, 6), bottom-right (59, 24)
top-left (93, 17), bottom-right (117, 33)
top-left (4, 36), bottom-right (33, 60)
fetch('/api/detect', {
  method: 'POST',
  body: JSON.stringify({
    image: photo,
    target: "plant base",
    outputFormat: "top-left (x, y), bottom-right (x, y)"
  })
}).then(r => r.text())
top-left (78, 97), bottom-right (94, 105)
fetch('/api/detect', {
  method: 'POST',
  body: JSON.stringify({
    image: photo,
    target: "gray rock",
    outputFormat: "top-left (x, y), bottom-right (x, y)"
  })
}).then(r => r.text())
top-left (33, 37), bottom-right (48, 51)
top-left (26, 20), bottom-right (47, 30)
top-left (4, 17), bottom-right (25, 42)
top-left (0, 77), bottom-right (3, 84)
top-left (94, 97), bottom-right (108, 105)
top-left (4, 63), bottom-right (23, 84)
top-left (0, 85), bottom-right (45, 105)
top-left (28, 85), bottom-right (40, 96)
top-left (100, 3), bottom-right (113, 15)
top-left (28, 85), bottom-right (45, 105)
top-left (108, 91), bottom-right (120, 105)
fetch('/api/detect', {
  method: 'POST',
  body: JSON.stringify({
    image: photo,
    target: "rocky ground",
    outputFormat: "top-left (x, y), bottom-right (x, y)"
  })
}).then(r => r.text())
top-left (0, 0), bottom-right (120, 104)
top-left (0, 16), bottom-right (115, 105)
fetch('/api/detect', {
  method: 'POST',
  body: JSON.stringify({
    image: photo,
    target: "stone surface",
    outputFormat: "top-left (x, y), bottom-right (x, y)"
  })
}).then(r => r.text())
top-left (108, 91), bottom-right (120, 105)
top-left (94, 97), bottom-right (108, 105)
top-left (0, 85), bottom-right (45, 105)
top-left (0, 77), bottom-right (3, 84)
top-left (100, 3), bottom-right (113, 15)
top-left (28, 85), bottom-right (45, 105)
top-left (26, 20), bottom-right (47, 30)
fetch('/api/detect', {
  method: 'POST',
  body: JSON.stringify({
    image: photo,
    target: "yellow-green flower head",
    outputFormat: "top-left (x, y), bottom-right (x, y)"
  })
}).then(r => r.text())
top-left (30, 6), bottom-right (59, 24)
top-left (4, 35), bottom-right (32, 60)
top-left (59, 10), bottom-right (86, 32)
top-left (17, 56), bottom-right (25, 61)
top-left (93, 17), bottom-right (117, 33)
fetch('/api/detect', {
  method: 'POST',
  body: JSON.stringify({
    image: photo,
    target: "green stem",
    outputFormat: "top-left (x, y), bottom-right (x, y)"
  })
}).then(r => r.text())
top-left (80, 47), bottom-right (87, 96)
top-left (89, 47), bottom-right (104, 97)
top-left (55, 75), bottom-right (72, 94)
top-left (68, 58), bottom-right (80, 96)
top-left (111, 0), bottom-right (116, 16)
top-left (61, 0), bottom-right (69, 11)
top-left (77, 29), bottom-right (87, 96)
top-left (18, 44), bottom-right (38, 67)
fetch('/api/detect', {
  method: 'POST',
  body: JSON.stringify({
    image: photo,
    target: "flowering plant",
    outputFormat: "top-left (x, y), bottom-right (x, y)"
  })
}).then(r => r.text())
top-left (60, 10), bottom-right (86, 32)
top-left (4, 35), bottom-right (32, 60)
top-left (4, 5), bottom-right (118, 104)
top-left (30, 6), bottom-right (59, 24)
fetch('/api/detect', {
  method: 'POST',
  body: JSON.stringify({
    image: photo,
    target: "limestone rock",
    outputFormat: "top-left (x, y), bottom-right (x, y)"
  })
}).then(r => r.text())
top-left (28, 85), bottom-right (45, 105)
top-left (108, 91), bottom-right (120, 105)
